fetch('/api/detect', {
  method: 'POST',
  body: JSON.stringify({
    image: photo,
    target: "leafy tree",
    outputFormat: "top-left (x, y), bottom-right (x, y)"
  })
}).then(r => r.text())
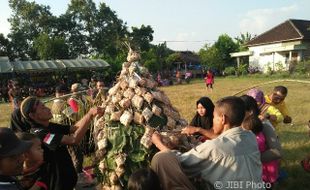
top-left (65, 0), bottom-right (98, 56)
top-left (141, 43), bottom-right (173, 73)
top-left (8, 0), bottom-right (54, 60)
top-left (235, 32), bottom-right (256, 51)
top-left (213, 34), bottom-right (239, 70)
top-left (33, 33), bottom-right (69, 60)
top-left (198, 44), bottom-right (222, 71)
top-left (93, 2), bottom-right (127, 59)
top-left (130, 25), bottom-right (154, 52)
top-left (0, 34), bottom-right (9, 56)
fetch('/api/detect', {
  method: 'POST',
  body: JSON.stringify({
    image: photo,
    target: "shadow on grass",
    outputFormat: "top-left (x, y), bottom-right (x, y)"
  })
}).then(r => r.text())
top-left (274, 129), bottom-right (310, 190)
top-left (275, 164), bottom-right (310, 190)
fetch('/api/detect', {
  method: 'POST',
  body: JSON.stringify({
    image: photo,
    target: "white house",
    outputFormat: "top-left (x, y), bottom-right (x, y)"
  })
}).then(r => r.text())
top-left (231, 19), bottom-right (310, 73)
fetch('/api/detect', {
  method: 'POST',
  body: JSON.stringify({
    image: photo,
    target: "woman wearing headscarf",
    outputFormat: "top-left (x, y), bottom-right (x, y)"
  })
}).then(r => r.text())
top-left (181, 97), bottom-right (217, 140)
top-left (247, 88), bottom-right (283, 128)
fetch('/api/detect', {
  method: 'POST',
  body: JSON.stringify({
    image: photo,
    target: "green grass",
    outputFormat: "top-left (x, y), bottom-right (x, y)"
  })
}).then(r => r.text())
top-left (1, 76), bottom-right (310, 189)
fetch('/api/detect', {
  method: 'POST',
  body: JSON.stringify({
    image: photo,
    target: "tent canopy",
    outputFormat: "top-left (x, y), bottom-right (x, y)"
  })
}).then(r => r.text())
top-left (0, 61), bottom-right (13, 73)
top-left (59, 59), bottom-right (109, 70)
top-left (0, 58), bottom-right (109, 73)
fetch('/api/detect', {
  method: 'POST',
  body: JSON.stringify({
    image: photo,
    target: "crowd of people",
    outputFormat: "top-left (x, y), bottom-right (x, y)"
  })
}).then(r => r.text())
top-left (0, 83), bottom-right (298, 190)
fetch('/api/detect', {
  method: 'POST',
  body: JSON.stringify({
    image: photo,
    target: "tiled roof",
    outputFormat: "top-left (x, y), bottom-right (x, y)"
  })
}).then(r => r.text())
top-left (247, 19), bottom-right (310, 46)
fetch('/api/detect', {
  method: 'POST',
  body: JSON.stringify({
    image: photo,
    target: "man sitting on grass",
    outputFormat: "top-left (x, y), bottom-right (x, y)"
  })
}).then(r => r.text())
top-left (151, 96), bottom-right (264, 190)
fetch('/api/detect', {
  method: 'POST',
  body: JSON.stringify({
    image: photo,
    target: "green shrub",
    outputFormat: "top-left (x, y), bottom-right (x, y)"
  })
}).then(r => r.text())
top-left (294, 59), bottom-right (310, 74)
top-left (223, 66), bottom-right (236, 76)
top-left (235, 63), bottom-right (248, 76)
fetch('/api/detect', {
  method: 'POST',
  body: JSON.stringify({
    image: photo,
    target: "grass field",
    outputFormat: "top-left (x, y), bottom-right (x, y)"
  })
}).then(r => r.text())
top-left (1, 76), bottom-right (310, 189)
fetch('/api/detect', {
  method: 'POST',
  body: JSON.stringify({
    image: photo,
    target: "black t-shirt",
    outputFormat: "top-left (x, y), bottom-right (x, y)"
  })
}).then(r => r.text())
top-left (18, 167), bottom-right (48, 190)
top-left (31, 123), bottom-right (77, 190)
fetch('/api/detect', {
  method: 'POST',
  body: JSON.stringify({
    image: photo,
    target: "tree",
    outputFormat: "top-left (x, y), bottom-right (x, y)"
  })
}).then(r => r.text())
top-left (141, 43), bottom-right (173, 73)
top-left (33, 33), bottom-right (69, 60)
top-left (130, 25), bottom-right (154, 52)
top-left (198, 44), bottom-right (222, 71)
top-left (0, 34), bottom-right (9, 56)
top-left (93, 2), bottom-right (127, 59)
top-left (65, 0), bottom-right (98, 56)
top-left (8, 0), bottom-right (54, 60)
top-left (166, 52), bottom-right (184, 70)
top-left (235, 32), bottom-right (255, 51)
top-left (213, 34), bottom-right (239, 70)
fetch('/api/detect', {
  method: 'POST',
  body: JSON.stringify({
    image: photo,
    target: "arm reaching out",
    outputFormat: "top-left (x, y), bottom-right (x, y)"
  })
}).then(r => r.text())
top-left (151, 132), bottom-right (170, 151)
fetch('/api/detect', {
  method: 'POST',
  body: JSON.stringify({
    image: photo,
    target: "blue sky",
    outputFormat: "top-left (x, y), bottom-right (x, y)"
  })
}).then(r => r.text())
top-left (0, 0), bottom-right (309, 52)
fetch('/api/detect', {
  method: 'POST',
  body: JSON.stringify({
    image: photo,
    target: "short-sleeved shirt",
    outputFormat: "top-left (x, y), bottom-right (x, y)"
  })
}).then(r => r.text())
top-left (176, 127), bottom-right (263, 189)
top-left (30, 122), bottom-right (77, 190)
top-left (265, 95), bottom-right (289, 117)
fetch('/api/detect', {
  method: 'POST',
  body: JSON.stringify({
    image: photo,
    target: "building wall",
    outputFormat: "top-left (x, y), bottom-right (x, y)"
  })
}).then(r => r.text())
top-left (248, 40), bottom-right (308, 73)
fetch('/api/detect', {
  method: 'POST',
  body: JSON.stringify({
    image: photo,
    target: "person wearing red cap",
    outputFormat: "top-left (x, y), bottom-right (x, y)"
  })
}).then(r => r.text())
top-left (0, 127), bottom-right (32, 190)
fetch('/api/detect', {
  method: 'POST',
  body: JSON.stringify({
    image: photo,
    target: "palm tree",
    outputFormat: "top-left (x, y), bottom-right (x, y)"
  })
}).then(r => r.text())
top-left (235, 32), bottom-right (256, 51)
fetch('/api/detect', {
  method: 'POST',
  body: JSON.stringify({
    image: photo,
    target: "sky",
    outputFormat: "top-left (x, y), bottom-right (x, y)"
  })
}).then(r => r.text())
top-left (0, 0), bottom-right (309, 52)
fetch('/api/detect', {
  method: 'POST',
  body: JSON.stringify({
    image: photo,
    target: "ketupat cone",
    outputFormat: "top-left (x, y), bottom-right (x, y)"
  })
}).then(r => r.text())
top-left (93, 48), bottom-right (194, 189)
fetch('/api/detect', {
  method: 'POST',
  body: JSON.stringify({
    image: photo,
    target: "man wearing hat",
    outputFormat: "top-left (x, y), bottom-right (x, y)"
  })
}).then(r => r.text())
top-left (0, 127), bottom-right (32, 190)
top-left (20, 96), bottom-right (103, 190)
top-left (51, 85), bottom-right (70, 124)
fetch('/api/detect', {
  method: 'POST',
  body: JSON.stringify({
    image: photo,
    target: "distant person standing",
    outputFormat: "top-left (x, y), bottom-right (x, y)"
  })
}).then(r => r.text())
top-left (91, 80), bottom-right (106, 106)
top-left (176, 70), bottom-right (181, 84)
top-left (8, 81), bottom-right (22, 110)
top-left (51, 85), bottom-right (70, 124)
top-left (184, 71), bottom-right (192, 84)
top-left (157, 72), bottom-right (162, 86)
top-left (204, 69), bottom-right (214, 91)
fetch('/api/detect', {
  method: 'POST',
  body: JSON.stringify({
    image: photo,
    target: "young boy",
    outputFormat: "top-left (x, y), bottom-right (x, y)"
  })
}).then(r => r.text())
top-left (151, 96), bottom-right (264, 190)
top-left (265, 86), bottom-right (292, 124)
top-left (0, 128), bottom-right (32, 190)
top-left (16, 133), bottom-right (47, 190)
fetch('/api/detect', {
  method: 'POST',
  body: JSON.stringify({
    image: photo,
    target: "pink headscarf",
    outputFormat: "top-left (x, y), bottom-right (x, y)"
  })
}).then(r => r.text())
top-left (246, 88), bottom-right (266, 105)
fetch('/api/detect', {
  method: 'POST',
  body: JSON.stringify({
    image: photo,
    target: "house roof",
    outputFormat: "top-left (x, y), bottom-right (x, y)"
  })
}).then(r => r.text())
top-left (176, 51), bottom-right (201, 64)
top-left (246, 19), bottom-right (310, 47)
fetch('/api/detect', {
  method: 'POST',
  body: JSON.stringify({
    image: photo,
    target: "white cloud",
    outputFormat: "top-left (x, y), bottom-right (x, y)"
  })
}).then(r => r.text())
top-left (239, 4), bottom-right (298, 36)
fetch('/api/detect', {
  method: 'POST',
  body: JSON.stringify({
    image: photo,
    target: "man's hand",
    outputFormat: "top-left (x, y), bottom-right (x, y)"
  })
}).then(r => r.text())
top-left (181, 126), bottom-right (199, 136)
top-left (151, 132), bottom-right (170, 151)
top-left (151, 131), bottom-right (162, 145)
top-left (283, 115), bottom-right (292, 124)
top-left (88, 107), bottom-right (104, 117)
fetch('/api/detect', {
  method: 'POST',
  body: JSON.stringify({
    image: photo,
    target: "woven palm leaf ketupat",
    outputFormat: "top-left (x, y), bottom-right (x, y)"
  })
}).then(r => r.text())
top-left (93, 47), bottom-right (193, 189)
